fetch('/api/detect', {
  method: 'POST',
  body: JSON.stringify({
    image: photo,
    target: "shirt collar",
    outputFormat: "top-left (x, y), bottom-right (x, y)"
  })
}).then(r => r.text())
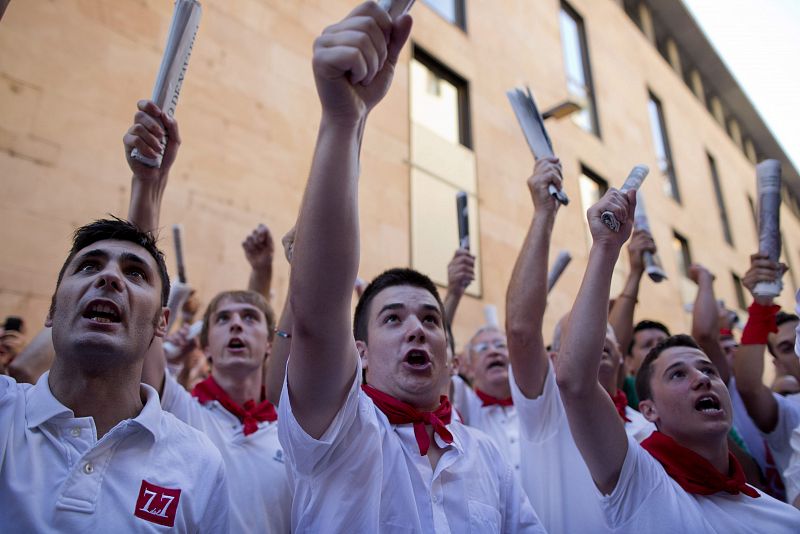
top-left (26, 371), bottom-right (162, 440)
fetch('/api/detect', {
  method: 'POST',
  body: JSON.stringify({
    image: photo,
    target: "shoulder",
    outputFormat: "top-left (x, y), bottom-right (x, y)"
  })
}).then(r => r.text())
top-left (0, 374), bottom-right (29, 409)
top-left (157, 410), bottom-right (223, 463)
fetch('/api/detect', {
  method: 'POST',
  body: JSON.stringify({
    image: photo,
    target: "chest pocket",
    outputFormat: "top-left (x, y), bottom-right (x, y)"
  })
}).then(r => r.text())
top-left (469, 500), bottom-right (501, 533)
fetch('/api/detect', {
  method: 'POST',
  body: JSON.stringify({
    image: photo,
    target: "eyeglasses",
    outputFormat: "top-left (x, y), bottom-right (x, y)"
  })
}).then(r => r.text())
top-left (472, 339), bottom-right (508, 353)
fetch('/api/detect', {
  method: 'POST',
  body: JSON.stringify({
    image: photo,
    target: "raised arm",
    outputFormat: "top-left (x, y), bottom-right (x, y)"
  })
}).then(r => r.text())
top-left (506, 157), bottom-right (561, 397)
top-left (734, 253), bottom-right (786, 432)
top-left (265, 226), bottom-right (296, 406)
top-left (689, 264), bottom-right (730, 384)
top-left (243, 223), bottom-right (275, 301)
top-left (608, 230), bottom-right (654, 358)
top-left (557, 188), bottom-right (637, 494)
top-left (443, 248), bottom-right (475, 327)
top-left (7, 327), bottom-right (53, 384)
top-left (124, 100), bottom-right (181, 233)
top-left (287, 3), bottom-right (412, 438)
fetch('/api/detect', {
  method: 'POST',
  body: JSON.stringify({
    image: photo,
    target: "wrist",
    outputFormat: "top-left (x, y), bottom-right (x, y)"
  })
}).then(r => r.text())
top-left (741, 301), bottom-right (780, 345)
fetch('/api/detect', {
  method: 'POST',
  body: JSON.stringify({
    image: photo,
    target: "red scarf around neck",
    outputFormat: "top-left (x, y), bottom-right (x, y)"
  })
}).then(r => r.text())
top-left (641, 431), bottom-right (759, 498)
top-left (361, 384), bottom-right (453, 456)
top-left (610, 389), bottom-right (632, 422)
top-left (475, 388), bottom-right (513, 408)
top-left (191, 375), bottom-right (277, 436)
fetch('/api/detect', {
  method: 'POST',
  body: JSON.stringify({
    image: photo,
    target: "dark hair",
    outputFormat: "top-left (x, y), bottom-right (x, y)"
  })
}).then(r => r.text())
top-left (635, 334), bottom-right (700, 403)
top-left (766, 311), bottom-right (799, 356)
top-left (200, 290), bottom-right (275, 348)
top-left (353, 268), bottom-right (446, 343)
top-left (50, 218), bottom-right (170, 317)
top-left (627, 320), bottom-right (671, 355)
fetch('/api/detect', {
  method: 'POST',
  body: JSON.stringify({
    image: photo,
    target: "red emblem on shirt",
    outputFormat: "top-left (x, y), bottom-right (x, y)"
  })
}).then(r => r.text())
top-left (134, 480), bottom-right (182, 527)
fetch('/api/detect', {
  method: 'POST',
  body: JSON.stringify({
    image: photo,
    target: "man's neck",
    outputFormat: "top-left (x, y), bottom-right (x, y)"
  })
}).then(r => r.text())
top-left (476, 380), bottom-right (511, 400)
top-left (674, 431), bottom-right (731, 474)
top-left (599, 372), bottom-right (618, 397)
top-left (48, 358), bottom-right (144, 439)
top-left (213, 365), bottom-right (264, 406)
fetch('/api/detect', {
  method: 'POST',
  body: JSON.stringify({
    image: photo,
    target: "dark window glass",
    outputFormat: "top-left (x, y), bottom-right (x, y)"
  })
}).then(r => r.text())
top-left (559, 2), bottom-right (600, 136)
top-left (707, 153), bottom-right (733, 246)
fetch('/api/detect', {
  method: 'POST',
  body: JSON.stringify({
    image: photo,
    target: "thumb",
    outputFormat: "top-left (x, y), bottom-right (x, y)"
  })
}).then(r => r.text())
top-left (386, 14), bottom-right (413, 67)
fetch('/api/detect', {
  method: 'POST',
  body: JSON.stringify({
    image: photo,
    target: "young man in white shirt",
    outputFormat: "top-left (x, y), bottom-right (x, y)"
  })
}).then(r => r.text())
top-left (557, 188), bottom-right (800, 532)
top-left (277, 3), bottom-right (543, 532)
top-left (125, 100), bottom-right (292, 533)
top-left (0, 218), bottom-right (228, 532)
top-left (503, 159), bottom-right (653, 533)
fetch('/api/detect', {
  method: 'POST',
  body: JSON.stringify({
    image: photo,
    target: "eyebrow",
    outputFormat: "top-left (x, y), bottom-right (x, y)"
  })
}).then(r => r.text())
top-left (378, 303), bottom-right (405, 315)
top-left (663, 357), bottom-right (712, 376)
top-left (74, 249), bottom-right (109, 264)
top-left (119, 252), bottom-right (152, 271)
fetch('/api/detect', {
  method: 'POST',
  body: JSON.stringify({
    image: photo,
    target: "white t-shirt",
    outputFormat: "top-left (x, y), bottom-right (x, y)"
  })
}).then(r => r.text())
top-left (0, 373), bottom-right (228, 532)
top-left (278, 357), bottom-right (545, 533)
top-left (162, 372), bottom-right (291, 533)
top-left (511, 362), bottom-right (655, 533)
top-left (451, 375), bottom-right (521, 475)
top-left (783, 424), bottom-right (800, 503)
top-left (763, 393), bottom-right (800, 476)
top-left (729, 377), bottom-right (770, 472)
top-left (599, 434), bottom-right (800, 533)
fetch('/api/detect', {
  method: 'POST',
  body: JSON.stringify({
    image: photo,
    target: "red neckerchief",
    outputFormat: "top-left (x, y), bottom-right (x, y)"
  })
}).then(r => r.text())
top-left (610, 389), bottom-right (632, 422)
top-left (361, 384), bottom-right (453, 456)
top-left (641, 431), bottom-right (759, 498)
top-left (475, 388), bottom-right (514, 407)
top-left (191, 375), bottom-right (277, 436)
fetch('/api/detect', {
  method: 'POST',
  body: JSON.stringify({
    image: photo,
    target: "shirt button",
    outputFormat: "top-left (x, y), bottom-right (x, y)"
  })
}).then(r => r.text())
top-left (515, 464), bottom-right (520, 470)
top-left (70, 427), bottom-right (81, 437)
top-left (432, 495), bottom-right (439, 504)
top-left (83, 462), bottom-right (94, 475)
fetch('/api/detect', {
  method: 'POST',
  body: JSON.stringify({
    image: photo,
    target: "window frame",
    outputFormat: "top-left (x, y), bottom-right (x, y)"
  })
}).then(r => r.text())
top-left (559, 1), bottom-right (601, 138)
top-left (706, 152), bottom-right (734, 247)
top-left (422, 0), bottom-right (467, 30)
top-left (647, 90), bottom-right (681, 204)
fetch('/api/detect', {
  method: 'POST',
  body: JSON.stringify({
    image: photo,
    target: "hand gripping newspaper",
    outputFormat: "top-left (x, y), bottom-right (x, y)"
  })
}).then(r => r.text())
top-left (633, 192), bottom-right (667, 283)
top-left (547, 250), bottom-right (572, 293)
top-left (130, 0), bottom-right (202, 168)
top-left (378, 0), bottom-right (415, 18)
top-left (507, 86), bottom-right (570, 206)
top-left (754, 160), bottom-right (783, 297)
top-left (601, 165), bottom-right (649, 232)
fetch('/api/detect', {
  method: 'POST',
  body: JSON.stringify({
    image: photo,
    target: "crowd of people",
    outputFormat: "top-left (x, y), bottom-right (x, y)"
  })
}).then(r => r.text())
top-left (2, 2), bottom-right (800, 532)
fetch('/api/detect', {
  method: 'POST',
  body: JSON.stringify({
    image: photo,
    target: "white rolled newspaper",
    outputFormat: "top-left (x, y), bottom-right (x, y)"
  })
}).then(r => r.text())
top-left (166, 280), bottom-right (193, 333)
top-left (163, 319), bottom-right (203, 359)
top-left (547, 250), bottom-right (572, 293)
top-left (378, 0), bottom-right (415, 18)
top-left (506, 86), bottom-right (569, 205)
top-left (131, 0), bottom-right (202, 168)
top-left (633, 192), bottom-right (667, 283)
top-left (483, 305), bottom-right (499, 328)
top-left (601, 165), bottom-right (649, 232)
top-left (754, 159), bottom-right (783, 297)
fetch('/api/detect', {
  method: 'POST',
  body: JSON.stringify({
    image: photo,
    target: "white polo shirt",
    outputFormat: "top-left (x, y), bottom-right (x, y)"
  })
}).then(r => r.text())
top-left (599, 434), bottom-right (800, 532)
top-left (278, 357), bottom-right (545, 533)
top-left (162, 372), bottom-right (291, 533)
top-left (0, 373), bottom-right (228, 532)
top-left (511, 362), bottom-right (655, 533)
top-left (451, 375), bottom-right (521, 475)
top-left (784, 424), bottom-right (800, 503)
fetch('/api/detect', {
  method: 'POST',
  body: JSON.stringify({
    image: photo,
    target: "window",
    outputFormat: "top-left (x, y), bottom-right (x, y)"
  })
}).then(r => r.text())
top-left (579, 166), bottom-right (608, 249)
top-left (781, 232), bottom-right (798, 294)
top-left (731, 273), bottom-right (747, 311)
top-left (647, 92), bottom-right (680, 203)
top-left (422, 0), bottom-right (466, 29)
top-left (559, 2), bottom-right (600, 136)
top-left (706, 153), bottom-right (733, 246)
top-left (672, 231), bottom-right (692, 278)
top-left (747, 194), bottom-right (758, 232)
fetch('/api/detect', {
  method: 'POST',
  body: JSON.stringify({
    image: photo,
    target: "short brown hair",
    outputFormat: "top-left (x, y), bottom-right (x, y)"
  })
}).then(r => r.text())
top-left (635, 334), bottom-right (701, 403)
top-left (199, 290), bottom-right (275, 348)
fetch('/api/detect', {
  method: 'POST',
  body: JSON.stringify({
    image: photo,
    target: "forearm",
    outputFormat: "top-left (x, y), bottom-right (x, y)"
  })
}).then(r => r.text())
top-left (7, 327), bottom-right (54, 384)
top-left (506, 211), bottom-right (554, 397)
top-left (266, 298), bottom-right (293, 405)
top-left (692, 278), bottom-right (729, 382)
top-left (608, 269), bottom-right (642, 357)
top-left (443, 290), bottom-right (463, 329)
top-left (128, 176), bottom-right (166, 233)
top-left (247, 263), bottom-right (273, 302)
top-left (733, 342), bottom-right (778, 431)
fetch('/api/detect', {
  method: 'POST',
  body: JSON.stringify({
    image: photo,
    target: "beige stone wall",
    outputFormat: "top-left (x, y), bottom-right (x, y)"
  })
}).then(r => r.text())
top-left (1, 0), bottom-right (798, 367)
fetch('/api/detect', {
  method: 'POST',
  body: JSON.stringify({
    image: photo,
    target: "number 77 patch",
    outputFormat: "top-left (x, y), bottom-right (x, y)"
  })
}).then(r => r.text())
top-left (134, 480), bottom-right (182, 527)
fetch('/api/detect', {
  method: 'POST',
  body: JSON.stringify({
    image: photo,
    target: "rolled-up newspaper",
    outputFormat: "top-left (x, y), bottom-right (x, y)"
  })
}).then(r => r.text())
top-left (456, 191), bottom-right (470, 250)
top-left (131, 0), bottom-right (202, 168)
top-left (378, 0), bottom-right (415, 18)
top-left (633, 192), bottom-right (667, 283)
top-left (163, 319), bottom-right (203, 359)
top-left (601, 165), bottom-right (649, 232)
top-left (547, 250), bottom-right (572, 293)
top-left (754, 159), bottom-right (783, 297)
top-left (506, 86), bottom-right (569, 206)
top-left (484, 305), bottom-right (499, 328)
top-left (172, 224), bottom-right (187, 283)
top-left (166, 280), bottom-right (193, 333)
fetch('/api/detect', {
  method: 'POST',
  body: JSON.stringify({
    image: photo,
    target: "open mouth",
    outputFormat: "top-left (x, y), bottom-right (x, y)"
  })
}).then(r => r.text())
top-left (694, 395), bottom-right (722, 414)
top-left (487, 360), bottom-right (506, 370)
top-left (227, 338), bottom-right (246, 350)
top-left (81, 300), bottom-right (121, 324)
top-left (404, 349), bottom-right (431, 368)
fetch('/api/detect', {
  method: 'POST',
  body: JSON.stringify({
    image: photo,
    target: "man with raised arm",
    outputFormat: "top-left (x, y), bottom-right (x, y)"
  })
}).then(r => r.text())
top-left (125, 101), bottom-right (292, 533)
top-left (557, 189), bottom-right (800, 531)
top-left (505, 161), bottom-right (652, 532)
top-left (278, 3), bottom-right (542, 532)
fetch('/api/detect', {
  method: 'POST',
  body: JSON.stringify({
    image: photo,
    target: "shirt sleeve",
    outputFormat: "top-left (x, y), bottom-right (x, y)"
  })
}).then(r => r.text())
top-left (509, 362), bottom-right (565, 443)
top-left (277, 351), bottom-right (367, 477)
top-left (763, 393), bottom-right (800, 459)
top-left (160, 372), bottom-right (207, 430)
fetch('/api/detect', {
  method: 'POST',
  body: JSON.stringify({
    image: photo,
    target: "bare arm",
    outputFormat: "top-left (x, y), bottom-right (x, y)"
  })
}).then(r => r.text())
top-left (689, 264), bottom-right (730, 384)
top-left (7, 327), bottom-right (54, 384)
top-left (287, 3), bottom-right (413, 438)
top-left (557, 188), bottom-right (637, 495)
top-left (124, 100), bottom-right (181, 233)
top-left (506, 157), bottom-right (561, 398)
top-left (608, 230), bottom-right (654, 358)
top-left (443, 248), bottom-right (475, 328)
top-left (265, 226), bottom-right (297, 406)
top-left (243, 224), bottom-right (275, 301)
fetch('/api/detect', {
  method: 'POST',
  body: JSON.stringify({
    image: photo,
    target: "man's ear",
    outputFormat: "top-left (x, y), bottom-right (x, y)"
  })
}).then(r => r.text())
top-left (355, 340), bottom-right (368, 370)
top-left (154, 307), bottom-right (169, 338)
top-left (639, 399), bottom-right (658, 424)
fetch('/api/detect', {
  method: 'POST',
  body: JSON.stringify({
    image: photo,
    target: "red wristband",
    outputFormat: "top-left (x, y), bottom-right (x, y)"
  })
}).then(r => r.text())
top-left (740, 302), bottom-right (780, 345)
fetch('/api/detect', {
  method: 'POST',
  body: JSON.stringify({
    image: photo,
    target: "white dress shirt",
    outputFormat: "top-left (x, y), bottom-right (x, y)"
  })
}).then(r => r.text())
top-left (511, 362), bottom-right (655, 533)
top-left (0, 373), bottom-right (228, 532)
top-left (278, 357), bottom-right (545, 533)
top-left (599, 434), bottom-right (800, 533)
top-left (162, 372), bottom-right (291, 533)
